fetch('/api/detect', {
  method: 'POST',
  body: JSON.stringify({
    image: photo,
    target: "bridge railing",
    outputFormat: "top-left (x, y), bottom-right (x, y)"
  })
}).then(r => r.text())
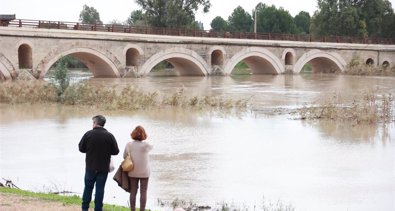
top-left (3, 19), bottom-right (394, 45)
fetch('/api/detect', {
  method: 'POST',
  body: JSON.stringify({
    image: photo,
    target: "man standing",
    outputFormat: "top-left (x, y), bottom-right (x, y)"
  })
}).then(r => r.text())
top-left (79, 115), bottom-right (119, 211)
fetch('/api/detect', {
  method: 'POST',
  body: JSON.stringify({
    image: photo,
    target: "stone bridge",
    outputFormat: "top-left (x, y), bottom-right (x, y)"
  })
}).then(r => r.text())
top-left (0, 27), bottom-right (394, 80)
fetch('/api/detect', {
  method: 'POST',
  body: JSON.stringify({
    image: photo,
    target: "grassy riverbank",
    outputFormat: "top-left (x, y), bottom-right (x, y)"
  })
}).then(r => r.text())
top-left (0, 187), bottom-right (131, 211)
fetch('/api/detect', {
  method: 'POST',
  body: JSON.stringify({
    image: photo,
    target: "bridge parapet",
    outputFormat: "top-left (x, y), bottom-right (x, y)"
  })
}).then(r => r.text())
top-left (4, 18), bottom-right (395, 45)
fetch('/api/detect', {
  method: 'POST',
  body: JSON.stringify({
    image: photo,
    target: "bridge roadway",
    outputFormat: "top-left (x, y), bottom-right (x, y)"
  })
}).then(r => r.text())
top-left (0, 27), bottom-right (394, 80)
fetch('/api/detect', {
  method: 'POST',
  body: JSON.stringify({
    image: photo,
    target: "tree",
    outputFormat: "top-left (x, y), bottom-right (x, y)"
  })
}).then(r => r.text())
top-left (310, 0), bottom-right (340, 36)
top-left (357, 20), bottom-right (368, 38)
top-left (337, 3), bottom-right (362, 36)
top-left (210, 16), bottom-right (228, 31)
top-left (135, 0), bottom-right (211, 28)
top-left (311, 0), bottom-right (394, 37)
top-left (79, 5), bottom-right (102, 24)
top-left (359, 0), bottom-right (394, 37)
top-left (382, 13), bottom-right (395, 38)
top-left (228, 6), bottom-right (253, 32)
top-left (294, 11), bottom-right (311, 34)
top-left (127, 10), bottom-right (146, 26)
top-left (53, 57), bottom-right (70, 102)
top-left (254, 3), bottom-right (297, 34)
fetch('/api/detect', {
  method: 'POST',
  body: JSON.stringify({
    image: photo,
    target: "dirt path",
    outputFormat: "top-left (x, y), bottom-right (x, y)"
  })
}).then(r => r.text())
top-left (0, 193), bottom-right (81, 211)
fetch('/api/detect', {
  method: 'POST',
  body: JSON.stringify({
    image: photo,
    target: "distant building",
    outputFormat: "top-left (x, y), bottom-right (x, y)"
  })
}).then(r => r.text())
top-left (0, 14), bottom-right (16, 26)
top-left (197, 21), bottom-right (204, 30)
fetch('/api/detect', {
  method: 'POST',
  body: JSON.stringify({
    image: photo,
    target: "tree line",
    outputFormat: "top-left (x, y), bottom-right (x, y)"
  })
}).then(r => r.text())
top-left (79, 0), bottom-right (394, 38)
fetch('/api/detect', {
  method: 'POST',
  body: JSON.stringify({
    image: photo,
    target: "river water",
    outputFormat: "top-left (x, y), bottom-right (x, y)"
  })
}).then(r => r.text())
top-left (0, 74), bottom-right (394, 211)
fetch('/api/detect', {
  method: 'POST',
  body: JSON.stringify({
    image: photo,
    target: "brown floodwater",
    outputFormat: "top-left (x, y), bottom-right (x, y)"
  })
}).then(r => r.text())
top-left (0, 74), bottom-right (394, 211)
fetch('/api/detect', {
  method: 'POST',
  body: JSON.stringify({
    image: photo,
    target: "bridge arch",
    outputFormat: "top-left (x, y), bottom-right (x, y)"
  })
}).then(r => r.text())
top-left (224, 47), bottom-right (284, 75)
top-left (0, 54), bottom-right (15, 80)
top-left (37, 47), bottom-right (120, 78)
top-left (124, 44), bottom-right (144, 66)
top-left (140, 47), bottom-right (210, 77)
top-left (282, 48), bottom-right (296, 65)
top-left (207, 46), bottom-right (226, 66)
top-left (18, 44), bottom-right (33, 69)
top-left (294, 50), bottom-right (347, 73)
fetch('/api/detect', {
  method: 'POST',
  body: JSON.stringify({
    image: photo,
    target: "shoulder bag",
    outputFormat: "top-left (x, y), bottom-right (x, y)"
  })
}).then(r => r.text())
top-left (121, 146), bottom-right (134, 172)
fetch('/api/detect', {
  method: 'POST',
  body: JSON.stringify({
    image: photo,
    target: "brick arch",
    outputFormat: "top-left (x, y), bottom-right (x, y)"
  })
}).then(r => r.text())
top-left (207, 46), bottom-right (226, 66)
top-left (36, 47), bottom-right (120, 78)
top-left (282, 48), bottom-right (296, 65)
top-left (294, 50), bottom-right (347, 73)
top-left (140, 47), bottom-right (210, 77)
top-left (223, 47), bottom-right (284, 75)
top-left (123, 44), bottom-right (144, 66)
top-left (0, 54), bottom-right (15, 80)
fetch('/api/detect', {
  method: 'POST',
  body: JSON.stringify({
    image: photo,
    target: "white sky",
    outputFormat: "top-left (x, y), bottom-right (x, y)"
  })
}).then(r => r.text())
top-left (2, 0), bottom-right (395, 30)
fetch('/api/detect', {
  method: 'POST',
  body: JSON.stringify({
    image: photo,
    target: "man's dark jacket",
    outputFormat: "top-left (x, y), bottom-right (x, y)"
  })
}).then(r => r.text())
top-left (79, 127), bottom-right (119, 172)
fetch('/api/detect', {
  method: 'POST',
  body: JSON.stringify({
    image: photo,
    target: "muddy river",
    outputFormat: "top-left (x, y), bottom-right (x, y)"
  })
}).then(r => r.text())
top-left (1, 74), bottom-right (394, 211)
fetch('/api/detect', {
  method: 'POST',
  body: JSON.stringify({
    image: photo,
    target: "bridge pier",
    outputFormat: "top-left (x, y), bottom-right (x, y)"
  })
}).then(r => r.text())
top-left (284, 65), bottom-right (294, 74)
top-left (123, 66), bottom-right (142, 78)
top-left (17, 69), bottom-right (37, 80)
top-left (211, 65), bottom-right (225, 76)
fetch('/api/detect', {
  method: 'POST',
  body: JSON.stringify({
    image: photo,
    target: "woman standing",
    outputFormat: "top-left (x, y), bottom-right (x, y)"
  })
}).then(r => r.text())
top-left (124, 125), bottom-right (153, 211)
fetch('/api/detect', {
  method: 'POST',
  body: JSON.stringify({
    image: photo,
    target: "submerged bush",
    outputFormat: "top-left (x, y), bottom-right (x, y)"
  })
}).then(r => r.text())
top-left (297, 91), bottom-right (394, 124)
top-left (51, 57), bottom-right (71, 102)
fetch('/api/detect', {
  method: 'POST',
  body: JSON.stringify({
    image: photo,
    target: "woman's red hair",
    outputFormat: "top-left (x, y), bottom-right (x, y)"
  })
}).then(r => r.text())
top-left (131, 125), bottom-right (147, 141)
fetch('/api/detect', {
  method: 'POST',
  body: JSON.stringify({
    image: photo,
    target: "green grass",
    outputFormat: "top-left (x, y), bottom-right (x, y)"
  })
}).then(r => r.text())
top-left (0, 187), bottom-right (131, 211)
top-left (232, 61), bottom-right (252, 75)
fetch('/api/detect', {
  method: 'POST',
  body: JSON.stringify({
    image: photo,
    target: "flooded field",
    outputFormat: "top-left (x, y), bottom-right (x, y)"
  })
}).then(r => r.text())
top-left (1, 74), bottom-right (394, 211)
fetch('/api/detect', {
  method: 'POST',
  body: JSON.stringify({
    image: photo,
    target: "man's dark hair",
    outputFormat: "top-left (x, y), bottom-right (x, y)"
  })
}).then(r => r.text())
top-left (92, 115), bottom-right (106, 127)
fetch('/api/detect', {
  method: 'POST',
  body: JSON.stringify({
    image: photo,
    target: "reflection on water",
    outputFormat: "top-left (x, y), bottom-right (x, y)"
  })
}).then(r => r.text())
top-left (302, 119), bottom-right (394, 144)
top-left (1, 74), bottom-right (394, 211)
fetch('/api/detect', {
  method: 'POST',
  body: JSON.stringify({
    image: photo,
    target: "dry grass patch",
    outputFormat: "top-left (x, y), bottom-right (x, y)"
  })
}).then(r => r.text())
top-left (0, 81), bottom-right (57, 104)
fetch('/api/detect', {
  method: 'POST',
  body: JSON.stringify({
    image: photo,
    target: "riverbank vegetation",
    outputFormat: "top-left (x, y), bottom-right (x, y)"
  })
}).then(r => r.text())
top-left (344, 58), bottom-right (395, 76)
top-left (296, 91), bottom-right (394, 124)
top-left (158, 197), bottom-right (295, 211)
top-left (0, 81), bottom-right (249, 112)
top-left (0, 187), bottom-right (130, 211)
top-left (0, 186), bottom-right (295, 211)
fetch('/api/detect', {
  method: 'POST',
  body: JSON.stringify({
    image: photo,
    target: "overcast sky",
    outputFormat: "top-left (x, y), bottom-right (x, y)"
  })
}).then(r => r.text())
top-left (2, 0), bottom-right (395, 30)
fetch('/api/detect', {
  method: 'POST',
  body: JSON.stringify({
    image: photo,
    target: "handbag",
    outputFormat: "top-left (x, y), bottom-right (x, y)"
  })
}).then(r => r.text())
top-left (121, 152), bottom-right (134, 172)
top-left (109, 157), bottom-right (115, 172)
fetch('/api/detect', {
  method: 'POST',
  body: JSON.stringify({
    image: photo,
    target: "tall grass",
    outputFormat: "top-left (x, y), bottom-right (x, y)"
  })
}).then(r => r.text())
top-left (0, 81), bottom-right (57, 104)
top-left (344, 58), bottom-right (395, 76)
top-left (297, 91), bottom-right (394, 124)
top-left (0, 81), bottom-right (249, 113)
